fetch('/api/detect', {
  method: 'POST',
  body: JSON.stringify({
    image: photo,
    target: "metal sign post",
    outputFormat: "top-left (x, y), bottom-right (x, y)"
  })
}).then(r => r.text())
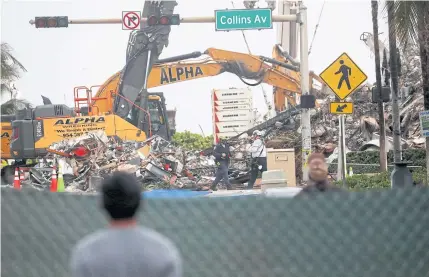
top-left (338, 114), bottom-right (347, 186)
top-left (321, 52), bottom-right (367, 186)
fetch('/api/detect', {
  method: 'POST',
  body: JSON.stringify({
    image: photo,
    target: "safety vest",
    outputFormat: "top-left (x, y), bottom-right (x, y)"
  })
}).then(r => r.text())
top-left (1, 159), bottom-right (8, 169)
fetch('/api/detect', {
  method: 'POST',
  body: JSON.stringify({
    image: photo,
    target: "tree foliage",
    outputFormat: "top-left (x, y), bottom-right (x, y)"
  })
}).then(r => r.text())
top-left (1, 42), bottom-right (27, 97)
top-left (1, 99), bottom-right (32, 115)
top-left (386, 1), bottom-right (429, 184)
top-left (387, 1), bottom-right (429, 46)
top-left (172, 131), bottom-right (214, 151)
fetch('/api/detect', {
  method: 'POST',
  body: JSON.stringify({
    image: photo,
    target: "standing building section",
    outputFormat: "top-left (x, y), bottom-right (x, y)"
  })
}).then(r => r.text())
top-left (212, 88), bottom-right (254, 143)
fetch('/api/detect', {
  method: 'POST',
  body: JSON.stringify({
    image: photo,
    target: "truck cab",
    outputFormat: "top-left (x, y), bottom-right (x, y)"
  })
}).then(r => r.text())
top-left (73, 86), bottom-right (174, 141)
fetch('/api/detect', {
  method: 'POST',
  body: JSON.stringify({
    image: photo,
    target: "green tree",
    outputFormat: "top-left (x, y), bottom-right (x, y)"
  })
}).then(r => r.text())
top-left (388, 1), bottom-right (429, 182)
top-left (172, 131), bottom-right (214, 151)
top-left (1, 42), bottom-right (30, 114)
top-left (1, 99), bottom-right (32, 115)
top-left (1, 42), bottom-right (27, 98)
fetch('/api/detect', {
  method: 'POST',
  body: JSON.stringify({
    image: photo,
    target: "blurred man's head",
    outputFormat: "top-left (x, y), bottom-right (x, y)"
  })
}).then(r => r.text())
top-left (101, 172), bottom-right (141, 224)
top-left (307, 152), bottom-right (328, 182)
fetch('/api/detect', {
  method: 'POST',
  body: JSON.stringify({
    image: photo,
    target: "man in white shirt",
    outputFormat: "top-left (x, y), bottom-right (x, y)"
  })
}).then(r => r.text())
top-left (247, 130), bottom-right (267, 189)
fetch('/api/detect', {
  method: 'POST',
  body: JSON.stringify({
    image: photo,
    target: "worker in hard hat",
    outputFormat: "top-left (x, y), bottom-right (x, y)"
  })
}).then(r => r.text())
top-left (210, 136), bottom-right (233, 191)
top-left (247, 130), bottom-right (267, 189)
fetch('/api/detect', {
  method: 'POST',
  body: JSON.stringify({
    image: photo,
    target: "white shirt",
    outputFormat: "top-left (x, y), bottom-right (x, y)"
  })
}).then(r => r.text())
top-left (249, 138), bottom-right (266, 158)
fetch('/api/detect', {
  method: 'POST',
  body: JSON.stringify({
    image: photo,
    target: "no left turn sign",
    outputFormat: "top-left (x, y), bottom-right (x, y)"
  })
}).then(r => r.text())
top-left (122, 11), bottom-right (141, 30)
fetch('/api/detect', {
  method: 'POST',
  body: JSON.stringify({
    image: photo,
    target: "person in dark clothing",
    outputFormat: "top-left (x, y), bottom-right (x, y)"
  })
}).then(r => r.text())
top-left (70, 172), bottom-right (182, 277)
top-left (210, 137), bottom-right (233, 191)
top-left (296, 152), bottom-right (343, 197)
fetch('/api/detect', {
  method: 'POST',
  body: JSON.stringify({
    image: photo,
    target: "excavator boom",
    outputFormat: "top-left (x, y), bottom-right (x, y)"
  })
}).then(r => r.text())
top-left (90, 47), bottom-right (302, 114)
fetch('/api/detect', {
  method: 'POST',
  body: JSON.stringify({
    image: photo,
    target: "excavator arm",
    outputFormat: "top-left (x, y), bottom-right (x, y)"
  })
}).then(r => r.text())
top-left (271, 44), bottom-right (326, 111)
top-left (90, 47), bottom-right (303, 114)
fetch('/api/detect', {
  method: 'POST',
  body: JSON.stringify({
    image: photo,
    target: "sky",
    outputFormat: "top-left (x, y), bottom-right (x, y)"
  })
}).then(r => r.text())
top-left (1, 0), bottom-right (389, 135)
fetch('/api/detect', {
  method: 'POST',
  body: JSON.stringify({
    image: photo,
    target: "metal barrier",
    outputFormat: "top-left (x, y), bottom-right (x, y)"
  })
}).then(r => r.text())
top-left (2, 188), bottom-right (429, 277)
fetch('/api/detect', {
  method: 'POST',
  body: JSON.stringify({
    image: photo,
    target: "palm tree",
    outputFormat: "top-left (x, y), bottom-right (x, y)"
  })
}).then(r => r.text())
top-left (1, 42), bottom-right (27, 99)
top-left (372, 0), bottom-right (388, 172)
top-left (389, 1), bottom-right (429, 182)
top-left (1, 99), bottom-right (32, 115)
top-left (1, 42), bottom-right (30, 114)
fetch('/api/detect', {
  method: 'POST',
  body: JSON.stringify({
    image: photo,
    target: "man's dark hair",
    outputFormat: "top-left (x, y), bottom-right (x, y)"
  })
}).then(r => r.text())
top-left (101, 172), bottom-right (141, 220)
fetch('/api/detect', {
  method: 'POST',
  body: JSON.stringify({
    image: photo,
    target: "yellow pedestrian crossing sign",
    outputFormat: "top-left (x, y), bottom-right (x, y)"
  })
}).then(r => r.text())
top-left (329, 102), bottom-right (354, 114)
top-left (319, 53), bottom-right (368, 100)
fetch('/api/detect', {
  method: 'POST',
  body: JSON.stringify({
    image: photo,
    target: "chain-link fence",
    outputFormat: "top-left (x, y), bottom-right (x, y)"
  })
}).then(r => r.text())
top-left (2, 188), bottom-right (429, 277)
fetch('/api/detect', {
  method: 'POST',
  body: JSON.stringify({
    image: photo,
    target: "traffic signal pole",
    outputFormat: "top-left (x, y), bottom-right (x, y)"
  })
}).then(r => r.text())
top-left (29, 15), bottom-right (298, 25)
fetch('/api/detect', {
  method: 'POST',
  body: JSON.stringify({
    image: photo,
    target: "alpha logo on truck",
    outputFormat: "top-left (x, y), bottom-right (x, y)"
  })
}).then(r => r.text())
top-left (54, 117), bottom-right (105, 125)
top-left (160, 66), bottom-right (204, 84)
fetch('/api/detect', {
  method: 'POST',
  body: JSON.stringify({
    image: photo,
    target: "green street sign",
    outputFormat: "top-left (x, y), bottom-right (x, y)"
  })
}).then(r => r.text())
top-left (215, 8), bottom-right (272, 31)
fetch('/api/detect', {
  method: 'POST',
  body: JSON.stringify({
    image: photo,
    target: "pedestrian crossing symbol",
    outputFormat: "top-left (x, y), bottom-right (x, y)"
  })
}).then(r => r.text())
top-left (319, 52), bottom-right (368, 100)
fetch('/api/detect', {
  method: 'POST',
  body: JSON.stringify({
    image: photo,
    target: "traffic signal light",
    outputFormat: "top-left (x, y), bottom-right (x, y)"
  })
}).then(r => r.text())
top-left (147, 14), bottom-right (180, 26)
top-left (35, 16), bottom-right (68, 28)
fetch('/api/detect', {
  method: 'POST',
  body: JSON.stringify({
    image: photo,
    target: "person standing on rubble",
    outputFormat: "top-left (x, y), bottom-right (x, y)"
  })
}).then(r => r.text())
top-left (210, 137), bottom-right (233, 191)
top-left (247, 130), bottom-right (268, 189)
top-left (69, 172), bottom-right (182, 277)
top-left (295, 152), bottom-right (344, 197)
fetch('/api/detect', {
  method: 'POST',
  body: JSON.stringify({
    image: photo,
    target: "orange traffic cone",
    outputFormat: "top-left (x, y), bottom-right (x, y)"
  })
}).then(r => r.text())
top-left (50, 166), bottom-right (57, 192)
top-left (13, 167), bottom-right (21, 190)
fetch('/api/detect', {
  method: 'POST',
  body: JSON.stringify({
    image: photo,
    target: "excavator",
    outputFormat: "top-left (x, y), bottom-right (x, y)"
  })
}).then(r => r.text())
top-left (1, 1), bottom-right (179, 183)
top-left (0, 45), bottom-right (322, 183)
top-left (88, 44), bottom-right (325, 115)
top-left (1, 2), bottom-right (325, 182)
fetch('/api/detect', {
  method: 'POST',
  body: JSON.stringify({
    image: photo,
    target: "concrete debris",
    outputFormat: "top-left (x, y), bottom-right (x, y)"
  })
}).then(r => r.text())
top-left (18, 131), bottom-right (253, 192)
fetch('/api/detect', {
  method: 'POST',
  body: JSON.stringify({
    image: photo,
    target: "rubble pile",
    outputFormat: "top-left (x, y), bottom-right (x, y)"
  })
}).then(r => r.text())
top-left (21, 131), bottom-right (253, 192)
top-left (308, 90), bottom-right (379, 152)
top-left (305, 42), bottom-right (426, 151)
top-left (309, 87), bottom-right (425, 152)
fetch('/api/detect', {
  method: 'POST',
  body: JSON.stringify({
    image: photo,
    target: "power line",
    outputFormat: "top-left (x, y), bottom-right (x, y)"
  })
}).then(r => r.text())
top-left (308, 0), bottom-right (326, 56)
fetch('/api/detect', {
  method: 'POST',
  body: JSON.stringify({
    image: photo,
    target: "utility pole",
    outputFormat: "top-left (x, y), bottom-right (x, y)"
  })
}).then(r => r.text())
top-left (298, 3), bottom-right (311, 182)
top-left (371, 0), bottom-right (388, 172)
top-left (387, 0), bottom-right (402, 162)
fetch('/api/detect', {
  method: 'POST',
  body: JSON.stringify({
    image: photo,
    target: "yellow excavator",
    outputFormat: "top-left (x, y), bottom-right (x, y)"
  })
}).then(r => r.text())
top-left (1, 45), bottom-right (323, 183)
top-left (88, 45), bottom-right (324, 115)
top-left (2, 45), bottom-right (323, 159)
